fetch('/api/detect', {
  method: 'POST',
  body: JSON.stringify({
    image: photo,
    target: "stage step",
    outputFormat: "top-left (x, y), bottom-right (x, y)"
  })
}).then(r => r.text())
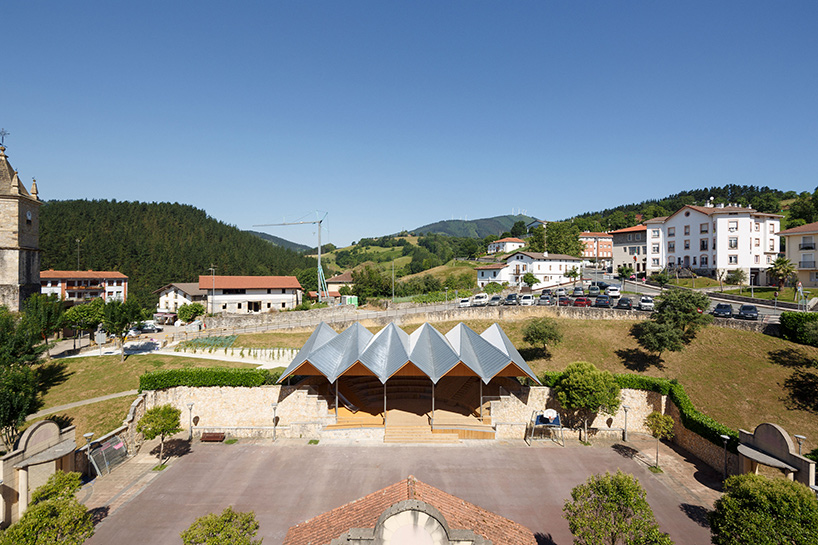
top-left (384, 426), bottom-right (460, 444)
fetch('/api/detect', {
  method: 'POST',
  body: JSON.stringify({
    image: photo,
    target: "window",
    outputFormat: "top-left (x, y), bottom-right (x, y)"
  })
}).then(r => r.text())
top-left (652, 229), bottom-right (660, 238)
top-left (668, 227), bottom-right (675, 237)
top-left (801, 236), bottom-right (815, 250)
top-left (684, 240), bottom-right (690, 250)
top-left (728, 255), bottom-right (738, 265)
top-left (237, 303), bottom-right (242, 309)
top-left (754, 255), bottom-right (760, 264)
top-left (767, 255), bottom-right (773, 264)
top-left (700, 239), bottom-right (708, 251)
top-left (627, 234), bottom-right (632, 241)
top-left (693, 257), bottom-right (697, 265)
top-left (267, 289), bottom-right (272, 294)
top-left (281, 302), bottom-right (286, 308)
top-left (684, 225), bottom-right (690, 235)
top-left (222, 304), bottom-right (227, 309)
top-left (728, 237), bottom-right (738, 250)
top-left (223, 289), bottom-right (246, 295)
top-left (754, 222), bottom-right (760, 232)
top-left (701, 256), bottom-right (708, 266)
top-left (754, 238), bottom-right (760, 247)
top-left (267, 303), bottom-right (271, 308)
top-left (769, 240), bottom-right (775, 252)
top-left (728, 220), bottom-right (738, 232)
top-left (635, 233), bottom-right (641, 241)
top-left (652, 258), bottom-right (660, 266)
top-left (700, 223), bottom-right (709, 233)
top-left (668, 242), bottom-right (675, 252)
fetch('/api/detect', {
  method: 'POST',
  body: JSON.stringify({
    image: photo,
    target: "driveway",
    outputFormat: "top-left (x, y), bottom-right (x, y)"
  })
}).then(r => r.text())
top-left (86, 441), bottom-right (714, 545)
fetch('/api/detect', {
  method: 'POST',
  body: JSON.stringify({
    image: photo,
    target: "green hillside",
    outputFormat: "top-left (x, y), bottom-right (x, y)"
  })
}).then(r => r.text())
top-left (40, 200), bottom-right (317, 306)
top-left (411, 214), bottom-right (535, 238)
top-left (246, 230), bottom-right (311, 252)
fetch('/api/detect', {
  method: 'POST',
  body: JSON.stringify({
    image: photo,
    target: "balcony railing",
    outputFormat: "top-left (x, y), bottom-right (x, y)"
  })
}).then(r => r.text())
top-left (799, 243), bottom-right (816, 250)
top-left (799, 261), bottom-right (816, 269)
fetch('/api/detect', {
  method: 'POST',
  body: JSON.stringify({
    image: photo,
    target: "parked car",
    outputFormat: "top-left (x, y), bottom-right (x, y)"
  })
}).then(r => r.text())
top-left (541, 288), bottom-right (554, 296)
top-left (126, 328), bottom-right (142, 338)
top-left (571, 287), bottom-right (585, 297)
top-left (472, 293), bottom-right (489, 307)
top-left (712, 303), bottom-right (733, 318)
top-left (488, 295), bottom-right (503, 306)
top-left (458, 298), bottom-right (471, 308)
top-left (519, 294), bottom-right (535, 306)
top-left (590, 281), bottom-right (610, 290)
top-left (537, 294), bottom-right (553, 306)
top-left (615, 297), bottom-right (633, 310)
top-left (558, 296), bottom-right (572, 306)
top-left (594, 295), bottom-right (612, 308)
top-left (638, 296), bottom-right (655, 311)
top-left (503, 293), bottom-right (519, 306)
top-left (606, 286), bottom-right (621, 298)
top-left (587, 285), bottom-right (601, 297)
top-left (737, 304), bottom-right (759, 320)
top-left (555, 288), bottom-right (567, 297)
top-left (573, 297), bottom-right (593, 307)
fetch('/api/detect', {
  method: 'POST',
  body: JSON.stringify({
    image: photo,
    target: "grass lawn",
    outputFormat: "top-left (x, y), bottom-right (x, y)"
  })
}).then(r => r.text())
top-left (39, 354), bottom-right (255, 410)
top-left (720, 286), bottom-right (812, 302)
top-left (26, 396), bottom-right (135, 441)
top-left (667, 277), bottom-right (721, 289)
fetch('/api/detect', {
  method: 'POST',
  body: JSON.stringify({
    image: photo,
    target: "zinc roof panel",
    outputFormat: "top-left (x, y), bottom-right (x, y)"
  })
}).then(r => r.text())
top-left (278, 322), bottom-right (338, 381)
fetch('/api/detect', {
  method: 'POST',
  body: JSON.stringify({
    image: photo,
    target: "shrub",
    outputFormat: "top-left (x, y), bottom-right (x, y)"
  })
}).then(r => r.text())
top-left (139, 368), bottom-right (273, 391)
top-left (779, 311), bottom-right (818, 345)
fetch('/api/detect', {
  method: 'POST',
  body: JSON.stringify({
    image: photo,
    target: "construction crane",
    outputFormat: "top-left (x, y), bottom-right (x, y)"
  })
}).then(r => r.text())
top-left (254, 212), bottom-right (330, 302)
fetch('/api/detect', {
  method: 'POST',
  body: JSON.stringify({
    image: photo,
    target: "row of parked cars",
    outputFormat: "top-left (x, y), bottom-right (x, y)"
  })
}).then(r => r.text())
top-left (458, 286), bottom-right (655, 311)
top-left (711, 303), bottom-right (760, 320)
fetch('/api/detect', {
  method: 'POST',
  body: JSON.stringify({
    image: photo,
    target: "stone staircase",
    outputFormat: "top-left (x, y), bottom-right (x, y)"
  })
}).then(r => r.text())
top-left (383, 426), bottom-right (460, 444)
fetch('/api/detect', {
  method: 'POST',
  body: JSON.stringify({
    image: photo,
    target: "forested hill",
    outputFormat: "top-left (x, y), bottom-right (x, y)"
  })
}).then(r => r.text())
top-left (246, 230), bottom-right (311, 252)
top-left (411, 214), bottom-right (535, 238)
top-left (39, 200), bottom-right (317, 306)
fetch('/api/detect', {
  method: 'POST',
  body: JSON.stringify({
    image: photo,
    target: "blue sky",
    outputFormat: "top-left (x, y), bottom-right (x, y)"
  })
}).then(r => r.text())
top-left (4, 2), bottom-right (817, 247)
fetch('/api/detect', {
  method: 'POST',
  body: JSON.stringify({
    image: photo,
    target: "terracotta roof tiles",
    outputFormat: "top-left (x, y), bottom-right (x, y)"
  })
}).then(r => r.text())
top-left (40, 270), bottom-right (128, 280)
top-left (777, 221), bottom-right (818, 235)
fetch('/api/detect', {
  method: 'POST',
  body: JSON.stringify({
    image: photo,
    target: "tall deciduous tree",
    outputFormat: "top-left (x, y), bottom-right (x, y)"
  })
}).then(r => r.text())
top-left (0, 364), bottom-right (38, 447)
top-left (554, 361), bottom-right (620, 443)
top-left (563, 470), bottom-right (673, 545)
top-left (103, 299), bottom-right (144, 362)
top-left (137, 404), bottom-right (182, 465)
top-left (23, 293), bottom-right (64, 358)
top-left (545, 222), bottom-right (583, 257)
top-left (652, 289), bottom-right (712, 341)
top-left (634, 321), bottom-right (684, 358)
top-left (527, 225), bottom-right (546, 253)
top-left (709, 474), bottom-right (818, 545)
top-left (180, 506), bottom-right (263, 545)
top-left (510, 220), bottom-right (527, 237)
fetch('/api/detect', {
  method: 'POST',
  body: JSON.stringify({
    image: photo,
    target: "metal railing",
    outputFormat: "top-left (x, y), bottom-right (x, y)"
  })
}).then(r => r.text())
top-left (799, 261), bottom-right (816, 269)
top-left (799, 243), bottom-right (816, 250)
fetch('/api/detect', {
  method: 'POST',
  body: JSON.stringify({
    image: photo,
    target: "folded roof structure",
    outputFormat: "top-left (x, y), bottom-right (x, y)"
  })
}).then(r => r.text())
top-left (278, 322), bottom-right (540, 385)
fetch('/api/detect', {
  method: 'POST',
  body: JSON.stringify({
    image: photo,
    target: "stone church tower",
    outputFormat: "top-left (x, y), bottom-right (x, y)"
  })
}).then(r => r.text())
top-left (0, 145), bottom-right (41, 311)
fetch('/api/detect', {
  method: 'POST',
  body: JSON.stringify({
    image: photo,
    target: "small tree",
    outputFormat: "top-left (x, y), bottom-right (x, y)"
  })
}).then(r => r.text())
top-left (652, 289), bottom-right (712, 341)
top-left (709, 474), bottom-right (818, 545)
top-left (768, 257), bottom-right (797, 292)
top-left (645, 412), bottom-right (674, 469)
top-left (0, 364), bottom-right (39, 447)
top-left (554, 361), bottom-right (620, 443)
top-left (566, 266), bottom-right (580, 287)
top-left (651, 271), bottom-right (670, 291)
top-left (137, 404), bottom-right (182, 466)
top-left (522, 318), bottom-right (562, 357)
top-left (483, 282), bottom-right (503, 294)
top-left (178, 303), bottom-right (206, 323)
top-left (103, 299), bottom-right (144, 362)
top-left (62, 298), bottom-right (104, 345)
top-left (23, 293), bottom-right (64, 358)
top-left (181, 506), bottom-right (263, 545)
top-left (0, 471), bottom-right (94, 545)
top-left (563, 470), bottom-right (673, 545)
top-left (726, 269), bottom-right (748, 294)
top-left (617, 264), bottom-right (634, 280)
top-left (522, 272), bottom-right (538, 288)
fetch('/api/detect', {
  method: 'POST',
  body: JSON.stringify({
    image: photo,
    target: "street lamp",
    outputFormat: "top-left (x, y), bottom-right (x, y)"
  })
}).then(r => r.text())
top-left (622, 405), bottom-right (630, 442)
top-left (271, 402), bottom-right (278, 442)
top-left (83, 432), bottom-right (94, 477)
top-left (795, 434), bottom-right (806, 456)
top-left (720, 434), bottom-right (730, 481)
top-left (187, 403), bottom-right (194, 442)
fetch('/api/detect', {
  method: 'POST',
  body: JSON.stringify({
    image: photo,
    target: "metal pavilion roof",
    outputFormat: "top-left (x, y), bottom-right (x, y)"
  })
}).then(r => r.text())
top-left (277, 322), bottom-right (540, 385)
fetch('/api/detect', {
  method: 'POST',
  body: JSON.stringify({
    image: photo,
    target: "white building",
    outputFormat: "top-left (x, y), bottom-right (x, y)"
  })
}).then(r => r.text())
top-left (198, 275), bottom-right (303, 314)
top-left (644, 204), bottom-right (781, 285)
top-left (487, 237), bottom-right (525, 255)
top-left (40, 270), bottom-right (128, 302)
top-left (476, 251), bottom-right (581, 290)
top-left (578, 231), bottom-right (613, 267)
top-left (154, 282), bottom-right (207, 313)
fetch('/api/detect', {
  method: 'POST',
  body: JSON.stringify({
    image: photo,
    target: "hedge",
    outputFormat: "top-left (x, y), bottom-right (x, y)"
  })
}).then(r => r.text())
top-left (139, 368), bottom-right (280, 392)
top-left (537, 370), bottom-right (738, 451)
top-left (779, 311), bottom-right (818, 345)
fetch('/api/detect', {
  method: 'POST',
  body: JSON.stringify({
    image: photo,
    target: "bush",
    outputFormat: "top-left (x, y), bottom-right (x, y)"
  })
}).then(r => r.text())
top-left (139, 368), bottom-right (274, 391)
top-left (779, 311), bottom-right (818, 345)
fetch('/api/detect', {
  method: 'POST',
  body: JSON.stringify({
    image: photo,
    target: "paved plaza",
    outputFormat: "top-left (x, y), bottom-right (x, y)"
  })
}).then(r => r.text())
top-left (82, 435), bottom-right (719, 545)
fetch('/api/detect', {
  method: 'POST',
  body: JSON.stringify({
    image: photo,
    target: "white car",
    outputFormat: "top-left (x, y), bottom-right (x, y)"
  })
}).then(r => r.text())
top-left (519, 294), bottom-right (535, 306)
top-left (458, 298), bottom-right (471, 308)
top-left (471, 293), bottom-right (489, 307)
top-left (555, 288), bottom-right (567, 297)
top-left (639, 296), bottom-right (655, 311)
top-left (606, 286), bottom-right (621, 298)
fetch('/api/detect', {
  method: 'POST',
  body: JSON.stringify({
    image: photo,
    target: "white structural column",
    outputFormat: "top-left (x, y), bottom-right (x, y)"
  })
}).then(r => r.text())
top-left (17, 467), bottom-right (28, 520)
top-left (334, 381), bottom-right (338, 419)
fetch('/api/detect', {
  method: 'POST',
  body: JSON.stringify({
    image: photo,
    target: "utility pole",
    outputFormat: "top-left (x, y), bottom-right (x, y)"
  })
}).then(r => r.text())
top-left (76, 239), bottom-right (81, 269)
top-left (208, 264), bottom-right (216, 315)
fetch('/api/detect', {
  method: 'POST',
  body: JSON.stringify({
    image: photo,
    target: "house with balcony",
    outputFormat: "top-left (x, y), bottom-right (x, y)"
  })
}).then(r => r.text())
top-left (487, 237), bottom-right (525, 255)
top-left (198, 275), bottom-right (303, 314)
top-left (476, 252), bottom-right (581, 290)
top-left (643, 204), bottom-right (781, 285)
top-left (154, 282), bottom-right (207, 313)
top-left (776, 222), bottom-right (818, 287)
top-left (610, 225), bottom-right (648, 275)
top-left (579, 231), bottom-right (613, 267)
top-left (40, 270), bottom-right (128, 302)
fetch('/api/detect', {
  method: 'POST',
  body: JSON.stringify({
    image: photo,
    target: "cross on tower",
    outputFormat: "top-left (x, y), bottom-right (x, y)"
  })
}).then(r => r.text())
top-left (0, 129), bottom-right (8, 146)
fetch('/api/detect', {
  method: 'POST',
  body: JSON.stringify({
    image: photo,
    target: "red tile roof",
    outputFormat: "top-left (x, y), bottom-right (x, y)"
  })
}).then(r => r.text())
top-left (579, 231), bottom-right (612, 238)
top-left (197, 275), bottom-right (302, 290)
top-left (609, 224), bottom-right (647, 234)
top-left (476, 263), bottom-right (507, 270)
top-left (283, 476), bottom-right (536, 545)
top-left (308, 290), bottom-right (342, 299)
top-left (40, 270), bottom-right (128, 280)
top-left (493, 237), bottom-right (525, 244)
top-left (777, 221), bottom-right (818, 235)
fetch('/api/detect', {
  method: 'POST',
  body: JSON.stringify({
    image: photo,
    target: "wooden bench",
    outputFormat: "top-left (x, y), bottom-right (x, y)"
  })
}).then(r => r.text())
top-left (200, 432), bottom-right (225, 443)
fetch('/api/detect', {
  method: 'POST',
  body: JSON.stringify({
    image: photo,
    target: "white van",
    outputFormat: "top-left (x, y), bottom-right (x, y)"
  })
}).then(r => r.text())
top-left (472, 293), bottom-right (489, 306)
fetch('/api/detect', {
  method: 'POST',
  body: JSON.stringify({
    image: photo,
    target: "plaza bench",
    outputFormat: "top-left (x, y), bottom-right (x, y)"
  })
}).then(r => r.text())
top-left (200, 432), bottom-right (225, 442)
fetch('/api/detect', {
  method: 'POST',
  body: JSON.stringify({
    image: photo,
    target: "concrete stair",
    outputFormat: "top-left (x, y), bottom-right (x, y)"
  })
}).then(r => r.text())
top-left (384, 426), bottom-right (460, 444)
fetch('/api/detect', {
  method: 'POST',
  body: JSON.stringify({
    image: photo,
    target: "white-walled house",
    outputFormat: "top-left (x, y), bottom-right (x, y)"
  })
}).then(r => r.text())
top-left (476, 251), bottom-right (581, 290)
top-left (154, 283), bottom-right (207, 313)
top-left (198, 275), bottom-right (303, 314)
top-left (777, 222), bottom-right (818, 288)
top-left (644, 204), bottom-right (781, 285)
top-left (487, 237), bottom-right (525, 255)
top-left (40, 270), bottom-right (128, 302)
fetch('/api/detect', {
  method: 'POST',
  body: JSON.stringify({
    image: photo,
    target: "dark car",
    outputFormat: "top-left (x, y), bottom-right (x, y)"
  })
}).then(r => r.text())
top-left (571, 287), bottom-right (585, 297)
top-left (503, 293), bottom-right (519, 306)
top-left (590, 281), bottom-right (611, 290)
top-left (594, 295), bottom-right (612, 308)
top-left (737, 304), bottom-right (759, 320)
top-left (573, 297), bottom-right (593, 307)
top-left (558, 296), bottom-right (572, 306)
top-left (712, 303), bottom-right (734, 318)
top-left (488, 295), bottom-right (503, 306)
top-left (615, 297), bottom-right (633, 310)
top-left (541, 288), bottom-right (554, 296)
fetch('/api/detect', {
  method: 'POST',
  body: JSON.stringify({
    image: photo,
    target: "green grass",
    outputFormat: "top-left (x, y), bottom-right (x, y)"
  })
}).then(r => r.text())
top-left (667, 277), bottom-right (721, 288)
top-left (26, 396), bottom-right (135, 442)
top-left (308, 439), bottom-right (319, 445)
top-left (224, 438), bottom-right (238, 444)
top-left (720, 286), bottom-right (812, 301)
top-left (648, 466), bottom-right (663, 474)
